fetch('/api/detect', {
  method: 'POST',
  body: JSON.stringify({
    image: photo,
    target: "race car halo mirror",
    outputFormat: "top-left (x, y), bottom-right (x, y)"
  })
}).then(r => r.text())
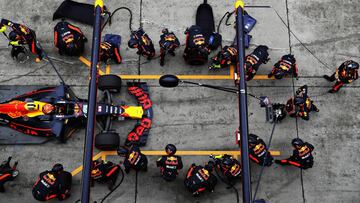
top-left (159, 74), bottom-right (180, 88)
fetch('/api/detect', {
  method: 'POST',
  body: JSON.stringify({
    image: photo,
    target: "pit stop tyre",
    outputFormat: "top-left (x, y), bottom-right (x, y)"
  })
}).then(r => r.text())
top-left (98, 75), bottom-right (122, 93)
top-left (95, 132), bottom-right (120, 151)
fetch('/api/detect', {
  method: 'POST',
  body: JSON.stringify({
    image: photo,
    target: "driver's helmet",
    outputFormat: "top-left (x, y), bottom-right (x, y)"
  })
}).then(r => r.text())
top-left (42, 104), bottom-right (55, 114)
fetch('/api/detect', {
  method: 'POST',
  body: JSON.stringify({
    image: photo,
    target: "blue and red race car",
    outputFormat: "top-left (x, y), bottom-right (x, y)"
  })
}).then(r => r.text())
top-left (0, 75), bottom-right (153, 150)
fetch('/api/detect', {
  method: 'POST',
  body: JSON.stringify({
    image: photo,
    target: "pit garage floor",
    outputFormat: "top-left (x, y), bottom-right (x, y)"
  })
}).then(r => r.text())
top-left (1, 0), bottom-right (360, 203)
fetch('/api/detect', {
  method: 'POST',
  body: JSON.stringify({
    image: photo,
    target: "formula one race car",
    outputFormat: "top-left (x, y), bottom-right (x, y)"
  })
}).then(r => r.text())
top-left (0, 75), bottom-right (153, 150)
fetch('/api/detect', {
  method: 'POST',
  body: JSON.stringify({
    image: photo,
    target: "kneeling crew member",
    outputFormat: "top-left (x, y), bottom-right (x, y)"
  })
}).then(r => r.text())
top-left (287, 85), bottom-right (319, 121)
top-left (248, 134), bottom-right (273, 166)
top-left (211, 154), bottom-right (241, 183)
top-left (54, 21), bottom-right (87, 56)
top-left (268, 54), bottom-right (298, 79)
top-left (118, 145), bottom-right (148, 173)
top-left (91, 160), bottom-right (121, 190)
top-left (244, 45), bottom-right (270, 81)
top-left (159, 28), bottom-right (180, 66)
top-left (99, 35), bottom-right (122, 64)
top-left (275, 138), bottom-right (314, 169)
top-left (32, 164), bottom-right (72, 201)
top-left (156, 144), bottom-right (183, 181)
top-left (323, 60), bottom-right (359, 93)
top-left (184, 163), bottom-right (217, 197)
top-left (0, 157), bottom-right (18, 193)
top-left (209, 45), bottom-right (237, 69)
top-left (0, 19), bottom-right (43, 62)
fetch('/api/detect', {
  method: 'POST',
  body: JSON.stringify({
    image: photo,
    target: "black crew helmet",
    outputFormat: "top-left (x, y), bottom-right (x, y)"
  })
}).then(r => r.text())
top-left (222, 156), bottom-right (233, 167)
top-left (291, 138), bottom-right (304, 148)
top-left (117, 147), bottom-right (129, 156)
top-left (162, 28), bottom-right (169, 34)
top-left (248, 134), bottom-right (259, 145)
top-left (52, 163), bottom-right (64, 173)
top-left (165, 144), bottom-right (177, 155)
top-left (281, 54), bottom-right (296, 63)
top-left (205, 161), bottom-right (215, 172)
top-left (274, 71), bottom-right (284, 79)
top-left (346, 61), bottom-right (359, 70)
top-left (65, 42), bottom-right (78, 56)
top-left (8, 31), bottom-right (18, 41)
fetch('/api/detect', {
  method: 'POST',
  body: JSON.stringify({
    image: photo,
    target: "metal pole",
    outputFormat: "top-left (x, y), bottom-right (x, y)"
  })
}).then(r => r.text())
top-left (235, 1), bottom-right (252, 203)
top-left (81, 0), bottom-right (104, 202)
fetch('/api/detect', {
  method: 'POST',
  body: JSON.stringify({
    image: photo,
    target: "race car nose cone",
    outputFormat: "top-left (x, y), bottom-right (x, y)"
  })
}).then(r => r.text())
top-left (159, 75), bottom-right (180, 88)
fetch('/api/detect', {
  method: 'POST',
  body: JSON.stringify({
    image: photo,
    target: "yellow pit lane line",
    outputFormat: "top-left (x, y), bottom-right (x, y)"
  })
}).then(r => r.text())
top-left (71, 150), bottom-right (281, 176)
top-left (71, 151), bottom-right (104, 176)
top-left (79, 56), bottom-right (275, 80)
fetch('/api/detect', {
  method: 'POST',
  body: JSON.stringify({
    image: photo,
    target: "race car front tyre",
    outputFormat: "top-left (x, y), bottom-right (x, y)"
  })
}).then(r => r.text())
top-left (98, 75), bottom-right (122, 93)
top-left (95, 132), bottom-right (120, 151)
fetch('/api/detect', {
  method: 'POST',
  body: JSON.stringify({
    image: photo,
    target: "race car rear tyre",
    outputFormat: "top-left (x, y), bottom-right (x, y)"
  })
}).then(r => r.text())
top-left (98, 75), bottom-right (122, 93)
top-left (95, 132), bottom-right (120, 151)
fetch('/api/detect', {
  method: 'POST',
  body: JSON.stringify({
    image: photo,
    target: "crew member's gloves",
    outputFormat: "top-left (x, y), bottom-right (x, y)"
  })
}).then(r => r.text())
top-left (274, 160), bottom-right (283, 165)
top-left (0, 24), bottom-right (6, 33)
top-left (9, 41), bottom-right (19, 46)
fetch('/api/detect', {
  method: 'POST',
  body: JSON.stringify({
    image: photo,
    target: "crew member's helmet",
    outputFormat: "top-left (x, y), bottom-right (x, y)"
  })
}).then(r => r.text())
top-left (52, 163), bottom-right (64, 173)
top-left (248, 134), bottom-right (259, 145)
top-left (117, 147), bottom-right (129, 157)
top-left (274, 71), bottom-right (284, 80)
top-left (222, 156), bottom-right (233, 168)
top-left (346, 61), bottom-right (359, 70)
top-left (291, 138), bottom-right (304, 148)
top-left (165, 144), bottom-right (177, 155)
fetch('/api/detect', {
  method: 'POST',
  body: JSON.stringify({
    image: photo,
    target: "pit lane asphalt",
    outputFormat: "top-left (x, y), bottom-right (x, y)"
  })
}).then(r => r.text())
top-left (1, 0), bottom-right (360, 203)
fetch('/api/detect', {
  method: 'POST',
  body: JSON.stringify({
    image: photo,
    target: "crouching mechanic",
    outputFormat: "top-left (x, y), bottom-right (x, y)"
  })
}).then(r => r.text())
top-left (159, 28), bottom-right (180, 66)
top-left (248, 134), bottom-right (273, 166)
top-left (91, 160), bottom-right (121, 190)
top-left (0, 19), bottom-right (43, 62)
top-left (54, 21), bottom-right (87, 56)
top-left (184, 163), bottom-right (217, 197)
top-left (0, 157), bottom-right (19, 193)
top-left (323, 60), bottom-right (359, 93)
top-left (268, 54), bottom-right (298, 79)
top-left (128, 28), bottom-right (155, 60)
top-left (275, 138), bottom-right (314, 169)
top-left (244, 45), bottom-right (270, 81)
top-left (32, 164), bottom-right (72, 201)
top-left (286, 85), bottom-right (319, 121)
top-left (99, 34), bottom-right (122, 64)
top-left (156, 144), bottom-right (183, 181)
top-left (183, 25), bottom-right (210, 65)
top-left (210, 154), bottom-right (241, 183)
top-left (209, 45), bottom-right (237, 69)
top-left (118, 145), bottom-right (148, 174)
